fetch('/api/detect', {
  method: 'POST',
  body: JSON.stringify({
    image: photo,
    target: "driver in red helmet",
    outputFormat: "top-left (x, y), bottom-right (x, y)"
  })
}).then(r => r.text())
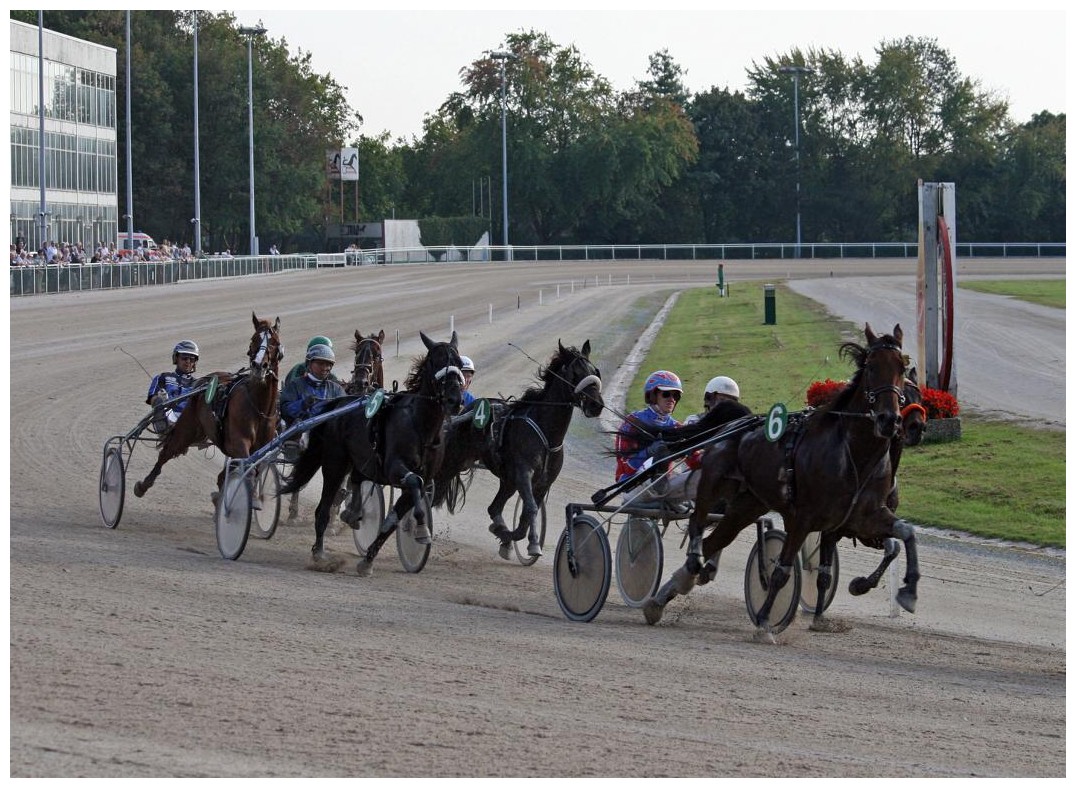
top-left (615, 370), bottom-right (702, 505)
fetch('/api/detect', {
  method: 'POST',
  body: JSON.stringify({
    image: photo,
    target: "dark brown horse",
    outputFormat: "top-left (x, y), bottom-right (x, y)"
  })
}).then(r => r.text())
top-left (280, 331), bottom-right (464, 575)
top-left (433, 340), bottom-right (605, 559)
top-left (642, 323), bottom-right (917, 641)
top-left (133, 312), bottom-right (282, 504)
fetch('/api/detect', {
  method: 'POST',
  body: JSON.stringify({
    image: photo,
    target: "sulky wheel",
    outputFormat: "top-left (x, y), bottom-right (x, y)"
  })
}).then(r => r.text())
top-left (553, 514), bottom-right (611, 622)
top-left (615, 515), bottom-right (664, 608)
top-left (215, 472), bottom-right (252, 561)
top-left (250, 462), bottom-right (282, 540)
top-left (395, 485), bottom-right (433, 574)
top-left (351, 481), bottom-right (386, 554)
top-left (744, 528), bottom-right (801, 633)
top-left (99, 445), bottom-right (126, 529)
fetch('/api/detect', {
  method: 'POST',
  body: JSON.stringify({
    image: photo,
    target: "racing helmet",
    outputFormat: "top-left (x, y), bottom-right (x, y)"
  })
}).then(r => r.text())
top-left (306, 343), bottom-right (336, 364)
top-left (705, 375), bottom-right (740, 400)
top-left (307, 335), bottom-right (333, 351)
top-left (172, 340), bottom-right (200, 365)
top-left (644, 370), bottom-right (683, 396)
top-left (459, 355), bottom-right (476, 373)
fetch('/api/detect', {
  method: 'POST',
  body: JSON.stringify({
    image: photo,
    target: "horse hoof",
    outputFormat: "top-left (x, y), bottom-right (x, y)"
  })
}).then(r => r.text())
top-left (848, 577), bottom-right (872, 596)
top-left (527, 543), bottom-right (543, 558)
top-left (356, 559), bottom-right (374, 577)
top-left (696, 561), bottom-right (718, 586)
top-left (753, 627), bottom-right (777, 645)
top-left (412, 523), bottom-right (431, 544)
top-left (133, 482), bottom-right (146, 498)
top-left (642, 599), bottom-right (665, 625)
top-left (498, 542), bottom-right (512, 561)
top-left (210, 490), bottom-right (220, 506)
top-left (287, 510), bottom-right (299, 522)
top-left (896, 588), bottom-right (917, 613)
top-left (306, 552), bottom-right (346, 573)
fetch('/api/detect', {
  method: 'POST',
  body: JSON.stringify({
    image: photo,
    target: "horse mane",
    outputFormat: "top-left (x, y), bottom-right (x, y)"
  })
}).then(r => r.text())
top-left (402, 353), bottom-right (427, 391)
top-left (518, 344), bottom-right (579, 402)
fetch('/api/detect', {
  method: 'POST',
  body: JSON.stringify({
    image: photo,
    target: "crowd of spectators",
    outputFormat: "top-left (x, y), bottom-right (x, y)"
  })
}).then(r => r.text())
top-left (10, 237), bottom-right (196, 267)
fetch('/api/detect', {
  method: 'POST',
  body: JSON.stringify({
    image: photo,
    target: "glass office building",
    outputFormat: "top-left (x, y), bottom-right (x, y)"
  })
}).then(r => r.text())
top-left (10, 19), bottom-right (118, 254)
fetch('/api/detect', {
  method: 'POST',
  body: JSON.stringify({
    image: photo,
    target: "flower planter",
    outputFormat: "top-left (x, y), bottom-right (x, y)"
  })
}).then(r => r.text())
top-left (922, 416), bottom-right (962, 444)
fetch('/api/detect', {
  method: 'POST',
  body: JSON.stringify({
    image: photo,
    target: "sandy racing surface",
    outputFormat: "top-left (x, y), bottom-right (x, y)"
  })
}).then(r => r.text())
top-left (8, 258), bottom-right (1065, 777)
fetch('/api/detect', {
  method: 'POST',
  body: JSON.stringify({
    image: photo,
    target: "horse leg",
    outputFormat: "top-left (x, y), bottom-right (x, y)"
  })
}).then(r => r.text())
top-left (808, 534), bottom-right (851, 633)
top-left (133, 421), bottom-right (194, 498)
top-left (288, 490), bottom-right (300, 521)
top-left (751, 529), bottom-right (804, 643)
top-left (487, 478), bottom-right (517, 559)
top-left (357, 502), bottom-right (403, 578)
top-left (307, 462), bottom-right (348, 572)
top-left (399, 471), bottom-right (430, 544)
top-left (525, 480), bottom-right (550, 558)
top-left (849, 538), bottom-right (901, 596)
top-left (894, 519), bottom-right (920, 613)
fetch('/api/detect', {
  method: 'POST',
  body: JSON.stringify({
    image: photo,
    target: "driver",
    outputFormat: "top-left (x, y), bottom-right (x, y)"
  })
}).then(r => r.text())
top-left (459, 355), bottom-right (477, 409)
top-left (146, 340), bottom-right (200, 430)
top-left (285, 335), bottom-right (342, 386)
top-left (279, 343), bottom-right (347, 424)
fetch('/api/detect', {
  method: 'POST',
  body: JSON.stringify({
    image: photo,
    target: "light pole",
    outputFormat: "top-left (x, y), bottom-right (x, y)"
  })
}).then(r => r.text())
top-left (490, 51), bottom-right (516, 259)
top-left (779, 65), bottom-right (813, 258)
top-left (239, 25), bottom-right (267, 256)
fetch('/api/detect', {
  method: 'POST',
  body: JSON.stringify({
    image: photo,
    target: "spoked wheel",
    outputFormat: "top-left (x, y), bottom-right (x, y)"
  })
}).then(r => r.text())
top-left (98, 445), bottom-right (126, 529)
top-left (511, 495), bottom-right (547, 567)
top-left (553, 514), bottom-right (611, 622)
top-left (744, 528), bottom-right (801, 633)
top-left (615, 516), bottom-right (664, 608)
top-left (351, 481), bottom-right (386, 554)
top-left (396, 485), bottom-right (433, 574)
top-left (215, 472), bottom-right (252, 560)
top-left (250, 462), bottom-right (282, 540)
top-left (798, 531), bottom-right (840, 613)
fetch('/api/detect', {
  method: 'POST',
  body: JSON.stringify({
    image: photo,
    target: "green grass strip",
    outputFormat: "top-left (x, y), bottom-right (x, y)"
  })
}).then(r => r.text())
top-left (959, 279), bottom-right (1065, 309)
top-left (631, 284), bottom-right (1064, 548)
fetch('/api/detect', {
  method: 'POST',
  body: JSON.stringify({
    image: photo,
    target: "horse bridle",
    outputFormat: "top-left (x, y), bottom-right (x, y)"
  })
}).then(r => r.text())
top-left (429, 349), bottom-right (465, 407)
top-left (861, 340), bottom-right (907, 408)
top-left (349, 337), bottom-right (384, 394)
top-left (249, 326), bottom-right (281, 384)
top-left (555, 351), bottom-right (603, 411)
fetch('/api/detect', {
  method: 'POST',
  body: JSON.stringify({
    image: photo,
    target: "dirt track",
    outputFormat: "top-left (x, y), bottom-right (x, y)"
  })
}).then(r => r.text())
top-left (9, 258), bottom-right (1065, 777)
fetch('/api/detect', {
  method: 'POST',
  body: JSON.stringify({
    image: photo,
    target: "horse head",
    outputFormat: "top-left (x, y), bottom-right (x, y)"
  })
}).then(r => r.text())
top-left (415, 330), bottom-right (464, 414)
top-left (347, 329), bottom-right (385, 395)
top-left (842, 323), bottom-right (907, 439)
top-left (553, 339), bottom-right (604, 418)
top-left (248, 312), bottom-right (283, 385)
top-left (900, 366), bottom-right (927, 447)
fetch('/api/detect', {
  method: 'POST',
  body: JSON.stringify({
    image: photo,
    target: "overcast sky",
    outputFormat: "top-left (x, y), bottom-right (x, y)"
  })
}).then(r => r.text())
top-left (231, 2), bottom-right (1068, 142)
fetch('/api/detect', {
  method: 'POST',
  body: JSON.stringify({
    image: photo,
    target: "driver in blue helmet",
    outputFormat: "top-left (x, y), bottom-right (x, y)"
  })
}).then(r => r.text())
top-left (146, 340), bottom-right (200, 431)
top-left (615, 369), bottom-right (702, 505)
top-left (279, 343), bottom-right (347, 424)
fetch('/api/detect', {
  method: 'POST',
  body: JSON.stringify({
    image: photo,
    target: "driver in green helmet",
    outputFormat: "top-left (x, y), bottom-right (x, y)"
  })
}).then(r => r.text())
top-left (285, 335), bottom-right (342, 385)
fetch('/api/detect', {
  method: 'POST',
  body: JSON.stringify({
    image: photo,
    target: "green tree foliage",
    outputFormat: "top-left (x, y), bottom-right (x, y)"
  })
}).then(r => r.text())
top-left (13, 12), bottom-right (1064, 247)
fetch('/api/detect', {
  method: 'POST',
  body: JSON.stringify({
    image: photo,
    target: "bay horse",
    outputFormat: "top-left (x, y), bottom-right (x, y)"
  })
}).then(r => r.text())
top-left (279, 331), bottom-right (464, 576)
top-left (286, 329), bottom-right (386, 523)
top-left (433, 340), bottom-right (605, 559)
top-left (133, 312), bottom-right (282, 505)
top-left (642, 323), bottom-right (917, 641)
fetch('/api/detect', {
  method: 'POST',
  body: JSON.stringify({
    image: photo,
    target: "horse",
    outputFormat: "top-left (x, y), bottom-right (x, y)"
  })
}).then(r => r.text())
top-left (432, 340), bottom-right (605, 560)
top-left (642, 323), bottom-right (916, 642)
top-left (279, 331), bottom-right (464, 576)
top-left (286, 329), bottom-right (386, 523)
top-left (133, 313), bottom-right (283, 505)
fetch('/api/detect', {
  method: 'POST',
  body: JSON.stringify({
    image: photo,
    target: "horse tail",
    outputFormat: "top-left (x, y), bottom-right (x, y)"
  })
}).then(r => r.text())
top-left (432, 417), bottom-right (483, 508)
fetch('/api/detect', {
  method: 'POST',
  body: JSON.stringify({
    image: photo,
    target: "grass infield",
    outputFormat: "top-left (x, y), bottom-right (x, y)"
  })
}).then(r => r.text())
top-left (629, 283), bottom-right (1064, 549)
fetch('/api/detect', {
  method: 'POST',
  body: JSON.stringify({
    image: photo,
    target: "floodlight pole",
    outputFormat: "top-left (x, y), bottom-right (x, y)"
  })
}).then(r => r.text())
top-left (239, 25), bottom-right (268, 256)
top-left (779, 65), bottom-right (814, 258)
top-left (490, 51), bottom-right (516, 260)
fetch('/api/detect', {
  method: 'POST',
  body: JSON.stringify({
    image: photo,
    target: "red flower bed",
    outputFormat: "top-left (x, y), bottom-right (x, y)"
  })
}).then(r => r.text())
top-left (921, 387), bottom-right (960, 419)
top-left (805, 378), bottom-right (847, 408)
top-left (807, 379), bottom-right (960, 419)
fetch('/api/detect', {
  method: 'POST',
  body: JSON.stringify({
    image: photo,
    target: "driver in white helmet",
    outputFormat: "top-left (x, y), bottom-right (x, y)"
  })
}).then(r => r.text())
top-left (279, 343), bottom-right (347, 424)
top-left (459, 355), bottom-right (477, 409)
top-left (684, 375), bottom-right (740, 425)
top-left (146, 340), bottom-right (200, 430)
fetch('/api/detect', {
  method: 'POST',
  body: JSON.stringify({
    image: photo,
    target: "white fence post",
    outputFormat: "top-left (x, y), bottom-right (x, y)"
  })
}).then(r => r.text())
top-left (488, 303), bottom-right (493, 324)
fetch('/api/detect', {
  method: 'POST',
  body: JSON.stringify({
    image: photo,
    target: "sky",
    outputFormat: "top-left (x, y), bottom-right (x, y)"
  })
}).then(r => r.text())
top-left (231, 2), bottom-right (1070, 142)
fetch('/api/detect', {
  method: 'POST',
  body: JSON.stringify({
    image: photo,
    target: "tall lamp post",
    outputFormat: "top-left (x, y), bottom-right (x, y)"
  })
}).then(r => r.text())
top-left (778, 65), bottom-right (813, 258)
top-left (239, 25), bottom-right (267, 256)
top-left (490, 50), bottom-right (517, 260)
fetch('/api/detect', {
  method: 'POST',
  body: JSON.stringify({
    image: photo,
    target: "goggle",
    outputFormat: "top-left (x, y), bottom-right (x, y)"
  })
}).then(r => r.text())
top-left (657, 389), bottom-right (681, 401)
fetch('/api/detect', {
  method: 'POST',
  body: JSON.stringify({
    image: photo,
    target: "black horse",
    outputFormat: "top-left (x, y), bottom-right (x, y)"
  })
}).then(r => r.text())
top-left (280, 331), bottom-right (464, 575)
top-left (642, 324), bottom-right (916, 641)
top-left (433, 340), bottom-right (605, 559)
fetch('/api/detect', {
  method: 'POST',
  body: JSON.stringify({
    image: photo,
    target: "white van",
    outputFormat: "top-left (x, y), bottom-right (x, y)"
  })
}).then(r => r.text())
top-left (117, 231), bottom-right (158, 252)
